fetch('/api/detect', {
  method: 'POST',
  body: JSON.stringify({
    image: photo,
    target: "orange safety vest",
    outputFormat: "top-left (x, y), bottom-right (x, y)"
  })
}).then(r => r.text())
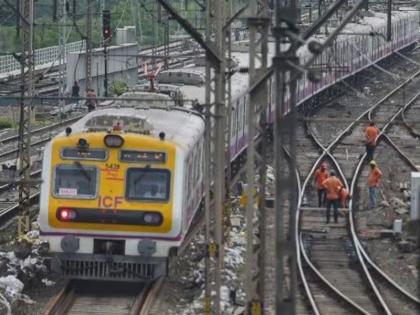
top-left (314, 168), bottom-right (329, 190)
top-left (368, 167), bottom-right (382, 187)
top-left (322, 176), bottom-right (343, 200)
top-left (365, 126), bottom-right (379, 145)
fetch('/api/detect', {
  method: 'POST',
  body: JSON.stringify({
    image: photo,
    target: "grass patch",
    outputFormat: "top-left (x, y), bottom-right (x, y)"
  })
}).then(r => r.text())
top-left (0, 118), bottom-right (13, 130)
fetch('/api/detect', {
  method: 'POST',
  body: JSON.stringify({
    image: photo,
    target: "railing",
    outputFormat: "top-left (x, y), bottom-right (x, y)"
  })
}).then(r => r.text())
top-left (0, 40), bottom-right (85, 75)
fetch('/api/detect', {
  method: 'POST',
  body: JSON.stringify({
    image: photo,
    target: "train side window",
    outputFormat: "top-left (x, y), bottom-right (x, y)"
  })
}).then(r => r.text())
top-left (185, 158), bottom-right (192, 202)
top-left (244, 96), bottom-right (248, 125)
top-left (192, 149), bottom-right (197, 188)
top-left (237, 99), bottom-right (243, 132)
top-left (230, 105), bottom-right (236, 138)
top-left (126, 168), bottom-right (170, 201)
top-left (199, 141), bottom-right (204, 176)
top-left (54, 164), bottom-right (98, 198)
top-left (194, 146), bottom-right (200, 183)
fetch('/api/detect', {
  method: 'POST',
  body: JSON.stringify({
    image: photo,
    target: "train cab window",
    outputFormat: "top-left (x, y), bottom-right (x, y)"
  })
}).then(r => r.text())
top-left (54, 164), bottom-right (97, 198)
top-left (126, 168), bottom-right (170, 202)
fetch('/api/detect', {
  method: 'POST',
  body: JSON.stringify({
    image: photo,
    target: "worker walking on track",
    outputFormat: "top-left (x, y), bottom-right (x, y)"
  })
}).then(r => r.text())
top-left (322, 171), bottom-right (343, 224)
top-left (368, 160), bottom-right (383, 209)
top-left (314, 162), bottom-right (329, 207)
top-left (364, 122), bottom-right (379, 162)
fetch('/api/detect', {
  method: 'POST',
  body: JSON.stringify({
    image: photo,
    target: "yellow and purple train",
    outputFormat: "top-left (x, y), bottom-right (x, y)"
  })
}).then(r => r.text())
top-left (38, 8), bottom-right (419, 281)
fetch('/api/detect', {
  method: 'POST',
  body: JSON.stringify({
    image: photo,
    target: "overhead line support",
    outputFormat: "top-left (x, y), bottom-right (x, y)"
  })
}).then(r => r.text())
top-left (245, 0), bottom-right (270, 314)
top-left (17, 0), bottom-right (34, 236)
top-left (273, 0), bottom-right (300, 313)
top-left (157, 0), bottom-right (229, 313)
top-left (155, 0), bottom-right (221, 66)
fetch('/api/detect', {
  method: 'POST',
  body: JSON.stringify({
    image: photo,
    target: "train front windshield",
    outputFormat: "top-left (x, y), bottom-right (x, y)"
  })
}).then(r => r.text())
top-left (126, 168), bottom-right (170, 202)
top-left (54, 164), bottom-right (97, 198)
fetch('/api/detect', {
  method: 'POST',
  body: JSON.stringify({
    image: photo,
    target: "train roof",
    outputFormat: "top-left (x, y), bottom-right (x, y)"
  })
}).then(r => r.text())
top-left (65, 107), bottom-right (205, 150)
top-left (168, 9), bottom-right (419, 103)
top-left (298, 8), bottom-right (419, 61)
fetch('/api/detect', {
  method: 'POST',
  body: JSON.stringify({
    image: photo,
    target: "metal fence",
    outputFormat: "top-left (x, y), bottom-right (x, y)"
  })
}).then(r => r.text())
top-left (0, 41), bottom-right (85, 75)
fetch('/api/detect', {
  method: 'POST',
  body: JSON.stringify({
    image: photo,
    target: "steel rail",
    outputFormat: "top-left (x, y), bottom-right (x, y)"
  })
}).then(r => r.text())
top-left (137, 277), bottom-right (164, 315)
top-left (350, 90), bottom-right (420, 306)
top-left (297, 121), bottom-right (373, 314)
top-left (0, 40), bottom-right (187, 97)
top-left (296, 68), bottom-right (420, 314)
top-left (283, 146), bottom-right (323, 315)
top-left (0, 192), bottom-right (40, 227)
top-left (347, 95), bottom-right (420, 314)
top-left (401, 104), bottom-right (420, 139)
top-left (308, 76), bottom-right (420, 314)
top-left (381, 134), bottom-right (419, 171)
top-left (43, 280), bottom-right (75, 315)
top-left (0, 115), bottom-right (83, 145)
top-left (0, 169), bottom-right (41, 194)
top-left (43, 277), bottom-right (163, 315)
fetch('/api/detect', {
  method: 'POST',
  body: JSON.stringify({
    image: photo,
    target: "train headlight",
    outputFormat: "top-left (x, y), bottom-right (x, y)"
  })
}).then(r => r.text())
top-left (61, 235), bottom-right (80, 253)
top-left (104, 134), bottom-right (124, 148)
top-left (137, 240), bottom-right (156, 256)
top-left (143, 212), bottom-right (163, 225)
top-left (57, 208), bottom-right (77, 221)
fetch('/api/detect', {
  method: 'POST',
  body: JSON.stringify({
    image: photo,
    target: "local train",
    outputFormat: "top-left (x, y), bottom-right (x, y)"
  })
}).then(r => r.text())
top-left (38, 8), bottom-right (419, 281)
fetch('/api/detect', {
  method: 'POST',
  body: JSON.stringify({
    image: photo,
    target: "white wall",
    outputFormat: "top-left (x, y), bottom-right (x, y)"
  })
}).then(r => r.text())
top-left (66, 43), bottom-right (138, 96)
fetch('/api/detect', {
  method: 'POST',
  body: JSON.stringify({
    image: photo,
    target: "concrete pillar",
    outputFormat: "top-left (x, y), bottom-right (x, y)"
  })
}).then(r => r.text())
top-left (410, 172), bottom-right (420, 219)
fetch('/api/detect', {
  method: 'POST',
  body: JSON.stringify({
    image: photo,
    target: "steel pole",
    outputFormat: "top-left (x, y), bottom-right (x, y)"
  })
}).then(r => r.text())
top-left (104, 45), bottom-right (108, 97)
top-left (85, 0), bottom-right (93, 91)
top-left (245, 1), bottom-right (270, 314)
top-left (17, 0), bottom-right (34, 235)
top-left (273, 0), bottom-right (299, 313)
top-left (387, 0), bottom-right (392, 41)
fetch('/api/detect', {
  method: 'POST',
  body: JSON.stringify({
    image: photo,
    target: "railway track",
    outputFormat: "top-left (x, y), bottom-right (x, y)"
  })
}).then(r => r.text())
top-left (44, 278), bottom-right (164, 315)
top-left (0, 115), bottom-right (85, 226)
top-left (295, 57), bottom-right (420, 313)
top-left (0, 40), bottom-right (191, 98)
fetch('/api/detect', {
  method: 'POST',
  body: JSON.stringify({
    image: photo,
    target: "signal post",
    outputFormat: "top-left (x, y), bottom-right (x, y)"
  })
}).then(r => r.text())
top-left (102, 9), bottom-right (111, 96)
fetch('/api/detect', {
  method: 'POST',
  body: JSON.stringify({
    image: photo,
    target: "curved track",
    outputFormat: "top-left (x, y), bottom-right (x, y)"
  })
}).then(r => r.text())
top-left (296, 59), bottom-right (420, 314)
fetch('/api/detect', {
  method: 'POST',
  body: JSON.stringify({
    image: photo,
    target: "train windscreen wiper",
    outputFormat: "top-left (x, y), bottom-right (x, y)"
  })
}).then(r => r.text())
top-left (73, 161), bottom-right (92, 182)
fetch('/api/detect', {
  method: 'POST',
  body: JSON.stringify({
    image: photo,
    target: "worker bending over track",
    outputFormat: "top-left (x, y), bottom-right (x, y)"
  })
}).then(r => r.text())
top-left (322, 171), bottom-right (343, 224)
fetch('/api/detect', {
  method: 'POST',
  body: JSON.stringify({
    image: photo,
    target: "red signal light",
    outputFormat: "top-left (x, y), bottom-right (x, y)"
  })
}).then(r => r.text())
top-left (57, 208), bottom-right (77, 221)
top-left (102, 10), bottom-right (111, 40)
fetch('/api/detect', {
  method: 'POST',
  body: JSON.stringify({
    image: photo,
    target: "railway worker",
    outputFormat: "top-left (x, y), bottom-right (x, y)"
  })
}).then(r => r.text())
top-left (364, 122), bottom-right (379, 162)
top-left (314, 162), bottom-right (329, 207)
top-left (368, 160), bottom-right (383, 209)
top-left (339, 187), bottom-right (350, 208)
top-left (322, 170), bottom-right (343, 224)
top-left (71, 81), bottom-right (80, 101)
top-left (85, 89), bottom-right (97, 112)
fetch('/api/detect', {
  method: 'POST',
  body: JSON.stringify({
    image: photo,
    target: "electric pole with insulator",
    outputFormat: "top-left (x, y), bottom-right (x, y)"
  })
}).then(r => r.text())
top-left (102, 9), bottom-right (111, 96)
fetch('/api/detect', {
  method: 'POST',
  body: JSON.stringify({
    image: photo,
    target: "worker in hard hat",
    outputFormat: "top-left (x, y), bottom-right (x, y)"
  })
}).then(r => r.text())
top-left (364, 122), bottom-right (379, 162)
top-left (322, 170), bottom-right (343, 224)
top-left (368, 160), bottom-right (382, 209)
top-left (314, 162), bottom-right (329, 207)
